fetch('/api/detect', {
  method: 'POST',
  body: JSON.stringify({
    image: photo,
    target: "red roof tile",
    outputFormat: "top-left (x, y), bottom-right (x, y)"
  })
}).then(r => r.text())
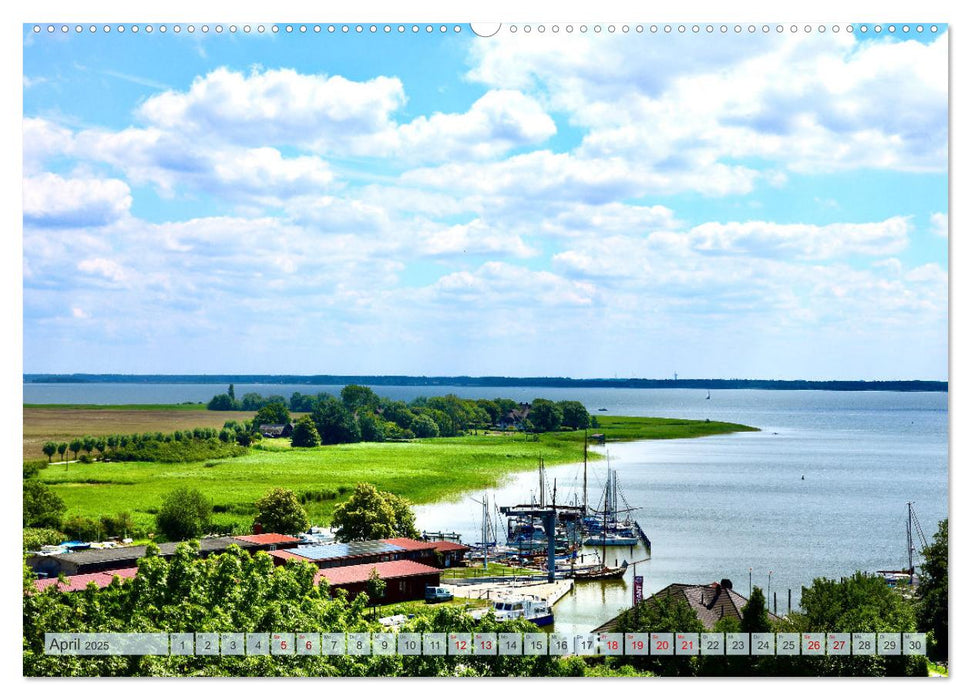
top-left (314, 560), bottom-right (441, 587)
top-left (267, 549), bottom-right (310, 563)
top-left (33, 567), bottom-right (138, 594)
top-left (233, 533), bottom-right (301, 546)
top-left (381, 537), bottom-right (437, 551)
top-left (426, 540), bottom-right (470, 553)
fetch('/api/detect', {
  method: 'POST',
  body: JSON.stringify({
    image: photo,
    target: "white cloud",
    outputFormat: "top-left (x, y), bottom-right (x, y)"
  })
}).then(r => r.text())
top-left (138, 67), bottom-right (406, 150)
top-left (402, 150), bottom-right (759, 202)
top-left (686, 217), bottom-right (911, 259)
top-left (424, 261), bottom-right (599, 309)
top-left (930, 212), bottom-right (948, 237)
top-left (23, 173), bottom-right (131, 227)
top-left (392, 89), bottom-right (555, 161)
top-left (136, 68), bottom-right (555, 164)
top-left (469, 32), bottom-right (947, 176)
top-left (416, 219), bottom-right (537, 259)
top-left (77, 257), bottom-right (130, 283)
top-left (23, 118), bottom-right (75, 174)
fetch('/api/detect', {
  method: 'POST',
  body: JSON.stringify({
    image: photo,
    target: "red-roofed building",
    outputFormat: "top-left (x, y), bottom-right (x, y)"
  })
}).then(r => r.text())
top-left (424, 540), bottom-right (471, 567)
top-left (33, 567), bottom-right (138, 594)
top-left (266, 549), bottom-right (311, 564)
top-left (232, 533), bottom-right (301, 551)
top-left (381, 537), bottom-right (438, 565)
top-left (314, 560), bottom-right (442, 604)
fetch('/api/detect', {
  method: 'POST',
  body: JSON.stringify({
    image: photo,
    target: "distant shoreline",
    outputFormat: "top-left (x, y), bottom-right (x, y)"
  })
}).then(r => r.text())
top-left (22, 374), bottom-right (947, 392)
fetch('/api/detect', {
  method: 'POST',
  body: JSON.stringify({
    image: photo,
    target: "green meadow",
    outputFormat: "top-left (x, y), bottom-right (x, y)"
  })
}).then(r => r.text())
top-left (35, 415), bottom-right (757, 534)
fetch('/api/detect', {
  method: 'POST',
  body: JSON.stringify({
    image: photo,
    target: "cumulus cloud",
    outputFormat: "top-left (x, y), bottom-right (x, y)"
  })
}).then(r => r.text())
top-left (469, 32), bottom-right (947, 176)
top-left (416, 219), bottom-right (537, 259)
top-left (425, 261), bottom-right (599, 309)
top-left (392, 89), bottom-right (556, 161)
top-left (138, 67), bottom-right (406, 150)
top-left (687, 217), bottom-right (911, 259)
top-left (930, 212), bottom-right (948, 237)
top-left (77, 257), bottom-right (130, 283)
top-left (402, 150), bottom-right (759, 202)
top-left (23, 173), bottom-right (131, 227)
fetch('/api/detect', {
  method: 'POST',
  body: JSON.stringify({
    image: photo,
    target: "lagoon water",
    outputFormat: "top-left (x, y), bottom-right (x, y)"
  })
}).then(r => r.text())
top-left (25, 383), bottom-right (948, 634)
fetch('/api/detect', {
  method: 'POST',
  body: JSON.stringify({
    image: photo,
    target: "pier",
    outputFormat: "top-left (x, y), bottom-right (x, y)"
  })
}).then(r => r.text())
top-left (440, 578), bottom-right (574, 606)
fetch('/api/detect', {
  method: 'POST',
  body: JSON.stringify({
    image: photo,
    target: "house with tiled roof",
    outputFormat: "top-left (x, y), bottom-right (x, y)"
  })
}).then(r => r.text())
top-left (593, 579), bottom-right (783, 632)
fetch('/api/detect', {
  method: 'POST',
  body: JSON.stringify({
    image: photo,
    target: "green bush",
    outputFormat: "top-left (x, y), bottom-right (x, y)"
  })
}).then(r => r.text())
top-left (156, 487), bottom-right (213, 541)
top-left (23, 527), bottom-right (66, 551)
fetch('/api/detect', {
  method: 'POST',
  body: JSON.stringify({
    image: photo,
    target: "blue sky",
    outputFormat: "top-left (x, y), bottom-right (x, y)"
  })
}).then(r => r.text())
top-left (22, 24), bottom-right (948, 379)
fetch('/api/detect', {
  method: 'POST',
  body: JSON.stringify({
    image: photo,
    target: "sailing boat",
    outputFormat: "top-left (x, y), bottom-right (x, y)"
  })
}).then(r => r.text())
top-left (877, 502), bottom-right (928, 586)
top-left (582, 466), bottom-right (639, 546)
top-left (573, 466), bottom-right (630, 580)
top-left (706, 390), bottom-right (711, 400)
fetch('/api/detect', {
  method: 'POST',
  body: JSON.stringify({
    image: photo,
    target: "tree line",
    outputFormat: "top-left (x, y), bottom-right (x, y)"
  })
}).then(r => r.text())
top-left (208, 384), bottom-right (597, 448)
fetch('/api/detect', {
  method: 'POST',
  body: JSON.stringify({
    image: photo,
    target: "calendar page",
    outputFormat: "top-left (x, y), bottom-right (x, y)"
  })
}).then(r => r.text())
top-left (18, 0), bottom-right (951, 685)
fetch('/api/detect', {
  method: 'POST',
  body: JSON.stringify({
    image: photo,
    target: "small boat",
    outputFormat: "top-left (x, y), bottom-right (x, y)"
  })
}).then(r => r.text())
top-left (706, 390), bottom-right (711, 400)
top-left (582, 532), bottom-right (638, 547)
top-left (572, 559), bottom-right (629, 581)
top-left (474, 596), bottom-right (554, 626)
top-left (597, 408), bottom-right (608, 412)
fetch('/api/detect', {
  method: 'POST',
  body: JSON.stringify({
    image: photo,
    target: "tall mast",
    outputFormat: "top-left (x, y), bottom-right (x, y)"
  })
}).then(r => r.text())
top-left (907, 501), bottom-right (914, 574)
top-left (583, 430), bottom-right (588, 515)
top-left (539, 458), bottom-right (545, 508)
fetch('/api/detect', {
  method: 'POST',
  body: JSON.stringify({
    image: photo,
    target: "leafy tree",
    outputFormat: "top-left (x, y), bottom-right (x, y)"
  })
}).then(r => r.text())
top-left (558, 400), bottom-right (591, 430)
top-left (23, 527), bottom-right (66, 551)
top-left (341, 384), bottom-right (380, 412)
top-left (94, 437), bottom-right (107, 459)
top-left (228, 383), bottom-right (236, 401)
top-left (614, 594), bottom-right (704, 676)
top-left (494, 398), bottom-right (518, 417)
top-left (380, 400), bottom-right (415, 430)
top-left (207, 393), bottom-right (238, 410)
top-left (772, 572), bottom-right (925, 676)
top-left (81, 435), bottom-right (96, 456)
top-left (42, 441), bottom-right (57, 464)
top-left (740, 586), bottom-right (772, 633)
top-left (917, 519), bottom-right (947, 661)
top-left (155, 487), bottom-right (212, 540)
top-left (311, 396), bottom-right (361, 444)
top-left (290, 417), bottom-right (321, 448)
top-left (240, 392), bottom-right (265, 410)
top-left (56, 442), bottom-right (67, 463)
top-left (410, 413), bottom-right (439, 438)
top-left (358, 413), bottom-right (385, 442)
top-left (366, 567), bottom-right (387, 616)
top-left (23, 481), bottom-right (66, 528)
top-left (529, 399), bottom-right (563, 432)
top-left (475, 399), bottom-right (501, 425)
top-left (254, 401), bottom-right (291, 426)
top-left (331, 483), bottom-right (420, 541)
top-left (254, 488), bottom-right (310, 535)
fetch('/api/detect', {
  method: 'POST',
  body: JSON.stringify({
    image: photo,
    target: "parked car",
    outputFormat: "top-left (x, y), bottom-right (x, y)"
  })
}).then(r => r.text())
top-left (424, 585), bottom-right (454, 604)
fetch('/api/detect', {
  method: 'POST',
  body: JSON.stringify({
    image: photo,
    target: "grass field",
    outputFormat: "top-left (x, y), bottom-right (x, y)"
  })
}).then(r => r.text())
top-left (28, 408), bottom-right (757, 534)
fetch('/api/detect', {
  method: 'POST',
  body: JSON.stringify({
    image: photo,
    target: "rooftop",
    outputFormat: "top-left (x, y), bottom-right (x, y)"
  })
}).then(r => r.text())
top-left (233, 533), bottom-right (301, 546)
top-left (267, 549), bottom-right (310, 563)
top-left (425, 540), bottom-right (471, 553)
top-left (292, 541), bottom-right (404, 562)
top-left (314, 560), bottom-right (441, 587)
top-left (382, 537), bottom-right (437, 552)
top-left (593, 580), bottom-right (784, 632)
top-left (33, 567), bottom-right (138, 594)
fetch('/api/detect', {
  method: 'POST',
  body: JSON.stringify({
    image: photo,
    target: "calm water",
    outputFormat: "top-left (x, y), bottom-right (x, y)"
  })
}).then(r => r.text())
top-left (24, 383), bottom-right (948, 634)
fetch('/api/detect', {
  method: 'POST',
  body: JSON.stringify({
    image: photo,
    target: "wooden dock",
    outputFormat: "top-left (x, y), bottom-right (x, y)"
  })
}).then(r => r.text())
top-left (442, 578), bottom-right (574, 606)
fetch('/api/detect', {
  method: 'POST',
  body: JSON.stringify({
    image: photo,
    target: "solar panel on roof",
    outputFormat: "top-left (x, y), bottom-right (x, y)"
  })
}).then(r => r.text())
top-left (293, 541), bottom-right (403, 561)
